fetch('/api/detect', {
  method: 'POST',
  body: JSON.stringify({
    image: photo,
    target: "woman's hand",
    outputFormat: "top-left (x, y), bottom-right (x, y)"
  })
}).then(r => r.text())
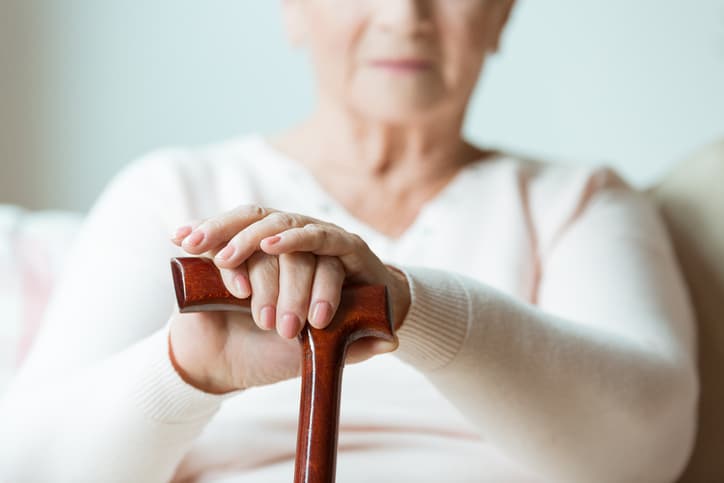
top-left (166, 204), bottom-right (410, 394)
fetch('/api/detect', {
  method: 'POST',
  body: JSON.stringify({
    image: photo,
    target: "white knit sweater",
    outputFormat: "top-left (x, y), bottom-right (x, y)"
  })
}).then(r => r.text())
top-left (0, 134), bottom-right (698, 482)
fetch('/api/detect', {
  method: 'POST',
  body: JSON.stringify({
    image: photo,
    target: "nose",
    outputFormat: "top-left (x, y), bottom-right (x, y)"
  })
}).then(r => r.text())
top-left (373, 0), bottom-right (434, 36)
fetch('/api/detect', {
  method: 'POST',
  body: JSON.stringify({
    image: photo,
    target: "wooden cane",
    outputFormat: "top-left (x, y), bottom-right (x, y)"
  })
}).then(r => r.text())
top-left (170, 257), bottom-right (394, 483)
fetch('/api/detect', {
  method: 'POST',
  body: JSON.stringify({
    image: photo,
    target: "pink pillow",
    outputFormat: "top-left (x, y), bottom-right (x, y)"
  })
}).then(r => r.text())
top-left (0, 206), bottom-right (82, 392)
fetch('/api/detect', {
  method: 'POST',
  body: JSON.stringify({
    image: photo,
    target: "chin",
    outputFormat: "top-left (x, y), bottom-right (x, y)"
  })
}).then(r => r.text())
top-left (351, 92), bottom-right (446, 125)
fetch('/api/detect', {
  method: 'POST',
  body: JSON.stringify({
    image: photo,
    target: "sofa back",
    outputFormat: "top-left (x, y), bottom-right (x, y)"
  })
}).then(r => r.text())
top-left (649, 141), bottom-right (724, 482)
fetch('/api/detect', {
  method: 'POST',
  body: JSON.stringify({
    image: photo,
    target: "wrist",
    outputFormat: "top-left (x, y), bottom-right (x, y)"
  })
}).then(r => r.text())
top-left (167, 327), bottom-right (238, 395)
top-left (385, 264), bottom-right (411, 332)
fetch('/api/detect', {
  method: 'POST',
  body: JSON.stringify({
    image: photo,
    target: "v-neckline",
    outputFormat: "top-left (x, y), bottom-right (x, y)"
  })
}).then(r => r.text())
top-left (249, 133), bottom-right (496, 246)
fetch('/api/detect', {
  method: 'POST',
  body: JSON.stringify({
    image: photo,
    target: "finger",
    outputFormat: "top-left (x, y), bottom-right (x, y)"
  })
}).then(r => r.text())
top-left (261, 224), bottom-right (375, 280)
top-left (346, 336), bottom-right (399, 364)
top-left (276, 252), bottom-right (316, 339)
top-left (198, 245), bottom-right (250, 300)
top-left (219, 261), bottom-right (251, 300)
top-left (247, 251), bottom-right (280, 331)
top-left (213, 212), bottom-right (324, 268)
top-left (179, 204), bottom-right (277, 254)
top-left (307, 256), bottom-right (345, 329)
top-left (260, 223), bottom-right (359, 258)
top-left (170, 220), bottom-right (203, 246)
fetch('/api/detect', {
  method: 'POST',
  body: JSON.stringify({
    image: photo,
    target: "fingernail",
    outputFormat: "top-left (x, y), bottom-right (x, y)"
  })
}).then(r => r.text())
top-left (374, 339), bottom-right (398, 354)
top-left (264, 235), bottom-right (281, 246)
top-left (184, 230), bottom-right (205, 247)
top-left (172, 225), bottom-right (193, 241)
top-left (311, 301), bottom-right (331, 328)
top-left (260, 305), bottom-right (276, 330)
top-left (279, 313), bottom-right (300, 339)
top-left (216, 245), bottom-right (235, 261)
top-left (234, 274), bottom-right (251, 298)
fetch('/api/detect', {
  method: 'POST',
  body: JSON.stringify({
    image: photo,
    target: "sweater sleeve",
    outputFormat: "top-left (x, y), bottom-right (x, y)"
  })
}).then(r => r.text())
top-left (0, 152), bottom-right (241, 483)
top-left (388, 168), bottom-right (698, 483)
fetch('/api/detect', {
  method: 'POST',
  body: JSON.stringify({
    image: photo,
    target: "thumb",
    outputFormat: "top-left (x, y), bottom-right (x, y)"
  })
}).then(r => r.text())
top-left (370, 337), bottom-right (399, 355)
top-left (345, 336), bottom-right (399, 364)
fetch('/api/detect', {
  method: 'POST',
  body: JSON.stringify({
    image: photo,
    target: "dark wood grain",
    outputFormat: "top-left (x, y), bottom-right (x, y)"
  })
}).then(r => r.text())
top-left (170, 257), bottom-right (394, 483)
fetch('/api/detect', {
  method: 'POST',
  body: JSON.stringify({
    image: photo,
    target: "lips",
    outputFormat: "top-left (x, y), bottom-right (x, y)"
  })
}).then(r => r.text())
top-left (368, 58), bottom-right (433, 72)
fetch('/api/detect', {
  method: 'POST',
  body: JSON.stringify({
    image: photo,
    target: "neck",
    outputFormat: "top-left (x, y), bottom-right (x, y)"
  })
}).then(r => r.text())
top-left (272, 99), bottom-right (482, 187)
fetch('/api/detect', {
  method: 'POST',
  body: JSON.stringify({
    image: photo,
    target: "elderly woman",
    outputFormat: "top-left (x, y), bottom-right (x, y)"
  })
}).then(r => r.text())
top-left (0, 1), bottom-right (697, 482)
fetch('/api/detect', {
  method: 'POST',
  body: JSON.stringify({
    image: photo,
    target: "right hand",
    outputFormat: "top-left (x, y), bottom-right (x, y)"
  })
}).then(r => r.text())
top-left (166, 224), bottom-right (402, 395)
top-left (168, 296), bottom-right (303, 394)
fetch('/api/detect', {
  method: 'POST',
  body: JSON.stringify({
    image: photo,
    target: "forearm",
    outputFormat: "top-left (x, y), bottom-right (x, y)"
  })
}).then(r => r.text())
top-left (0, 325), bottom-right (233, 483)
top-left (392, 266), bottom-right (697, 483)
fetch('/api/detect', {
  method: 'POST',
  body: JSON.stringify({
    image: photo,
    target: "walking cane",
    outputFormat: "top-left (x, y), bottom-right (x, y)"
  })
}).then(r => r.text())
top-left (170, 257), bottom-right (395, 483)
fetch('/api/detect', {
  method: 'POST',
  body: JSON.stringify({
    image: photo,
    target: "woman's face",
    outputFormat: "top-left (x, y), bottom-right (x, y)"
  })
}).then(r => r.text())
top-left (284, 0), bottom-right (515, 124)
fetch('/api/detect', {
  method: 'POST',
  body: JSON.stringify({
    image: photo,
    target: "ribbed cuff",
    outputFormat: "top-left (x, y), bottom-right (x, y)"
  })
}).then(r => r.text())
top-left (385, 265), bottom-right (470, 371)
top-left (128, 321), bottom-right (242, 424)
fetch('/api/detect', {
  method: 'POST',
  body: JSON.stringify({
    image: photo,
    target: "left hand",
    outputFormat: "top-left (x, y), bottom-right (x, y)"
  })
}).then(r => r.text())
top-left (171, 204), bottom-right (410, 340)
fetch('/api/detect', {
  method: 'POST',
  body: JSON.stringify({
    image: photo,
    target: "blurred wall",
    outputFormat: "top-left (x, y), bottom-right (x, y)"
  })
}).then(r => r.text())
top-left (1, 0), bottom-right (723, 212)
top-left (0, 2), bottom-right (44, 209)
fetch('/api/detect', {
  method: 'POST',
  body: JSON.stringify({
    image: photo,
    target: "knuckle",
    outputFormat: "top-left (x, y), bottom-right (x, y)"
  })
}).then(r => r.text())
top-left (278, 293), bottom-right (307, 316)
top-left (230, 228), bottom-right (251, 247)
top-left (269, 212), bottom-right (285, 224)
top-left (244, 204), bottom-right (267, 218)
top-left (290, 251), bottom-right (316, 265)
top-left (249, 282), bottom-right (277, 310)
top-left (268, 211), bottom-right (292, 226)
top-left (351, 233), bottom-right (368, 250)
top-left (327, 221), bottom-right (344, 231)
top-left (250, 286), bottom-right (277, 307)
top-left (204, 218), bottom-right (224, 234)
top-left (279, 253), bottom-right (314, 280)
top-left (320, 255), bottom-right (344, 277)
top-left (331, 258), bottom-right (345, 278)
top-left (247, 250), bottom-right (266, 265)
top-left (249, 251), bottom-right (278, 275)
top-left (304, 223), bottom-right (327, 240)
